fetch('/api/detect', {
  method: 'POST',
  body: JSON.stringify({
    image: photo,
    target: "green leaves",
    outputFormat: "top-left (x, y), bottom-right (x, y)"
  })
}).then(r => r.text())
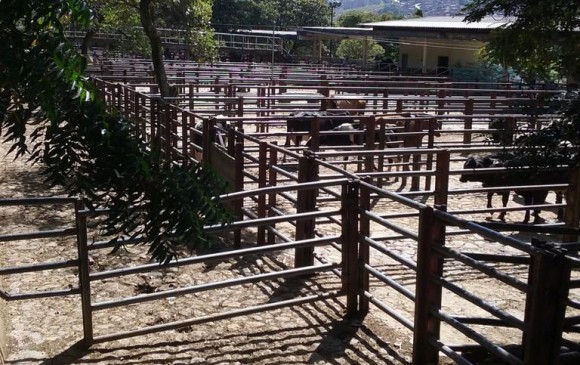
top-left (1, 0), bottom-right (232, 263)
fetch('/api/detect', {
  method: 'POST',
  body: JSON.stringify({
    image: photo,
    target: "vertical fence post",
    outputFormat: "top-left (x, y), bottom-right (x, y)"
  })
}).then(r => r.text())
top-left (181, 111), bottom-right (189, 166)
top-left (382, 91), bottom-right (389, 112)
top-left (295, 153), bottom-right (318, 268)
top-left (363, 116), bottom-right (376, 175)
top-left (163, 102), bottom-right (172, 161)
top-left (522, 240), bottom-right (571, 365)
top-left (150, 98), bottom-right (159, 148)
top-left (341, 180), bottom-right (360, 317)
top-left (410, 119), bottom-right (422, 192)
top-left (233, 141), bottom-right (244, 248)
top-left (463, 98), bottom-right (474, 145)
top-left (565, 167), bottom-right (580, 243)
top-left (134, 92), bottom-right (141, 136)
top-left (413, 205), bottom-right (445, 365)
top-left (358, 177), bottom-right (371, 315)
top-left (75, 199), bottom-right (93, 348)
top-left (202, 117), bottom-right (214, 163)
top-left (257, 142), bottom-right (268, 245)
top-left (434, 150), bottom-right (450, 207)
top-left (437, 89), bottom-right (446, 115)
top-left (423, 117), bottom-right (439, 191)
top-left (268, 142), bottom-right (278, 245)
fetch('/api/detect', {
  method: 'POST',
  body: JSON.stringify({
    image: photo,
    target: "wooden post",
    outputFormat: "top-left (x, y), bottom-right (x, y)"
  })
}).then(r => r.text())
top-left (413, 205), bottom-right (445, 365)
top-left (268, 142), bottom-right (278, 245)
top-left (463, 98), bottom-right (474, 145)
top-left (257, 142), bottom-right (268, 246)
top-left (522, 240), bottom-right (571, 365)
top-left (341, 180), bottom-right (360, 317)
top-left (295, 154), bottom-right (318, 268)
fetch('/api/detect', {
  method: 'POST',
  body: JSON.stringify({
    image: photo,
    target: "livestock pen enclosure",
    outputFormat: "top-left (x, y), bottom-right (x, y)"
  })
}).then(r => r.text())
top-left (1, 60), bottom-right (579, 365)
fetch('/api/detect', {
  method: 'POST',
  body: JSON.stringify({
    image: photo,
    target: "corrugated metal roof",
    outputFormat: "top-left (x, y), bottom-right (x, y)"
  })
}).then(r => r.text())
top-left (362, 16), bottom-right (513, 31)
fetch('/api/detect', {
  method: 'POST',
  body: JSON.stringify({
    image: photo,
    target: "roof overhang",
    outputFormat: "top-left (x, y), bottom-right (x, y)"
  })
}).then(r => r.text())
top-left (361, 16), bottom-right (513, 42)
top-left (297, 27), bottom-right (374, 41)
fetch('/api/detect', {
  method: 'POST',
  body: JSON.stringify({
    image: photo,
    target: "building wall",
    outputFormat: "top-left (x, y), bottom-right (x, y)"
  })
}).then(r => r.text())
top-left (399, 37), bottom-right (486, 71)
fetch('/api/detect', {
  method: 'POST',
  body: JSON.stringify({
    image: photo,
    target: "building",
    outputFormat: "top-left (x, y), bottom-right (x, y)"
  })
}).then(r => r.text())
top-left (298, 16), bottom-right (513, 75)
top-left (361, 16), bottom-right (512, 74)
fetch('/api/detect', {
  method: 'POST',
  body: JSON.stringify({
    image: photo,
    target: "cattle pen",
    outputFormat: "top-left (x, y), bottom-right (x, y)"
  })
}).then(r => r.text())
top-left (1, 60), bottom-right (579, 365)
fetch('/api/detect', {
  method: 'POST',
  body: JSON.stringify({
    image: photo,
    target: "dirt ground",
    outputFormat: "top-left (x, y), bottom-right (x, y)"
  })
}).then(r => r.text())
top-left (1, 108), bottom-right (578, 365)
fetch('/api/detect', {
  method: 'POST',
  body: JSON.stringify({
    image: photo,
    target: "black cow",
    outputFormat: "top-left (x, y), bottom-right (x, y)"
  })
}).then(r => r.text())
top-left (285, 110), bottom-right (353, 148)
top-left (460, 154), bottom-right (567, 223)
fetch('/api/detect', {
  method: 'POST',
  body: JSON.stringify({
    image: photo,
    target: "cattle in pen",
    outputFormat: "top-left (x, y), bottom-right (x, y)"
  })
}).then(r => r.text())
top-left (373, 113), bottom-right (441, 183)
top-left (459, 154), bottom-right (567, 223)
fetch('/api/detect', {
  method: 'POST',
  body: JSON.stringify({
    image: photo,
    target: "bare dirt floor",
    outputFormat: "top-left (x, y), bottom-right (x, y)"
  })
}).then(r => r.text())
top-left (1, 120), bottom-right (578, 365)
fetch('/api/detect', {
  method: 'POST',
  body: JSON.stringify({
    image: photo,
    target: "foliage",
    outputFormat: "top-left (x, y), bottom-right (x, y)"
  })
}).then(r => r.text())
top-left (0, 0), bottom-right (231, 263)
top-left (336, 9), bottom-right (401, 27)
top-left (461, 0), bottom-right (580, 170)
top-left (336, 38), bottom-right (384, 62)
top-left (211, 0), bottom-right (330, 31)
top-left (462, 0), bottom-right (580, 82)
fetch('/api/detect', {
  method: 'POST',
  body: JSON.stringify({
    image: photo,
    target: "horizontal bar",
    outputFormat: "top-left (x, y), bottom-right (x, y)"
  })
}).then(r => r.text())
top-left (0, 228), bottom-right (78, 242)
top-left (0, 197), bottom-right (76, 206)
top-left (432, 275), bottom-right (525, 330)
top-left (3, 287), bottom-right (81, 301)
top-left (92, 290), bottom-right (342, 344)
top-left (0, 259), bottom-right (78, 275)
top-left (93, 263), bottom-right (339, 311)
top-left (362, 291), bottom-right (414, 330)
top-left (363, 263), bottom-right (415, 301)
top-left (433, 246), bottom-right (528, 293)
top-left (90, 235), bottom-right (340, 281)
top-left (434, 309), bottom-right (524, 365)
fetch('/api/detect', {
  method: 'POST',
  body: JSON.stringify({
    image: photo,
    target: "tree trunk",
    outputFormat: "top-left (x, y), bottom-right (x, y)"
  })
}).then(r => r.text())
top-left (139, 0), bottom-right (175, 99)
top-left (80, 29), bottom-right (95, 63)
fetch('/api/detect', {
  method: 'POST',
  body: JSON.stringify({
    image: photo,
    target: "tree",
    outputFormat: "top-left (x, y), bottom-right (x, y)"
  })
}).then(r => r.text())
top-left (462, 0), bottom-right (580, 82)
top-left (336, 9), bottom-right (401, 27)
top-left (0, 0), bottom-right (231, 263)
top-left (211, 0), bottom-right (329, 30)
top-left (336, 38), bottom-right (384, 63)
top-left (461, 0), bottom-right (580, 170)
top-left (76, 0), bottom-right (216, 97)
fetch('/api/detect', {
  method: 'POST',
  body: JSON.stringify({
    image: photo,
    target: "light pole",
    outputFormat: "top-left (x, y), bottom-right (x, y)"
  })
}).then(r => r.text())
top-left (327, 0), bottom-right (342, 60)
top-left (328, 0), bottom-right (342, 27)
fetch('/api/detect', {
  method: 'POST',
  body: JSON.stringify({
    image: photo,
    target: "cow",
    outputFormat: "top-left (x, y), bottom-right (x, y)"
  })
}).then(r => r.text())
top-left (374, 113), bottom-right (441, 185)
top-left (193, 116), bottom-right (231, 160)
top-left (459, 154), bottom-right (568, 223)
top-left (322, 97), bottom-right (367, 116)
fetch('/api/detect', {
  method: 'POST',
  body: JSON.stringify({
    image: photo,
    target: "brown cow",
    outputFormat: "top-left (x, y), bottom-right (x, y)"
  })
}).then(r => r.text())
top-left (323, 97), bottom-right (367, 115)
top-left (374, 113), bottom-right (441, 186)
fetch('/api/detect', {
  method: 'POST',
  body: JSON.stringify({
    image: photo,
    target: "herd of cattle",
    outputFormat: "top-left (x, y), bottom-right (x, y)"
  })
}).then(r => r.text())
top-left (194, 96), bottom-right (569, 225)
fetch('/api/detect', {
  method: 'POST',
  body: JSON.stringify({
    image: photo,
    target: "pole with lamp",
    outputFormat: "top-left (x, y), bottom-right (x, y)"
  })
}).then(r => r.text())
top-left (327, 0), bottom-right (342, 60)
